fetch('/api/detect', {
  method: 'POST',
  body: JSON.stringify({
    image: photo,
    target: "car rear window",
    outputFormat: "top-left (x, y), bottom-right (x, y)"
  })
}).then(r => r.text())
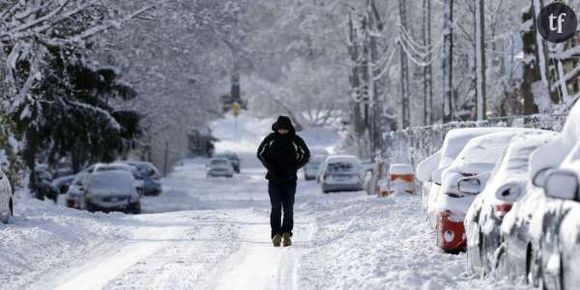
top-left (327, 162), bottom-right (356, 173)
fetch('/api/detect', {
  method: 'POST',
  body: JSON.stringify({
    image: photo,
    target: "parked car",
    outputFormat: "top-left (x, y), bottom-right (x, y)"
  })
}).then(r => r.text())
top-left (0, 169), bottom-right (14, 223)
top-left (499, 104), bottom-right (580, 289)
top-left (320, 155), bottom-right (363, 193)
top-left (426, 127), bottom-right (517, 227)
top-left (417, 150), bottom-right (441, 209)
top-left (121, 161), bottom-right (162, 196)
top-left (386, 163), bottom-right (415, 196)
top-left (434, 131), bottom-right (527, 253)
top-left (304, 155), bottom-right (326, 180)
top-left (52, 175), bottom-right (76, 195)
top-left (464, 131), bottom-right (557, 275)
top-left (207, 158), bottom-right (235, 178)
top-left (214, 152), bottom-right (241, 173)
top-left (83, 163), bottom-right (144, 195)
top-left (33, 165), bottom-right (59, 202)
top-left (65, 174), bottom-right (88, 210)
top-left (84, 171), bottom-right (141, 214)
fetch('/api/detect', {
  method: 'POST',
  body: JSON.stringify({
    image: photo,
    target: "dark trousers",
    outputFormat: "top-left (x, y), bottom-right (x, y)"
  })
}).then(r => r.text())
top-left (268, 181), bottom-right (296, 238)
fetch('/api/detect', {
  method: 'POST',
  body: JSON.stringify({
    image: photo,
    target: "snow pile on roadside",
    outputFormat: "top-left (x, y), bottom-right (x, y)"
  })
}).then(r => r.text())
top-left (0, 194), bottom-right (127, 288)
top-left (296, 193), bottom-right (527, 290)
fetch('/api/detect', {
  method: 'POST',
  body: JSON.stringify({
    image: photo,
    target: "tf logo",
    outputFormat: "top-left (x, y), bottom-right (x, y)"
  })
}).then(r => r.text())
top-left (538, 2), bottom-right (578, 43)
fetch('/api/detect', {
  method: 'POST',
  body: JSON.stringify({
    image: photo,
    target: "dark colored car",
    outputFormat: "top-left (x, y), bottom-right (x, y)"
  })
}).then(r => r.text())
top-left (121, 161), bottom-right (163, 196)
top-left (84, 170), bottom-right (141, 214)
top-left (215, 152), bottom-right (241, 173)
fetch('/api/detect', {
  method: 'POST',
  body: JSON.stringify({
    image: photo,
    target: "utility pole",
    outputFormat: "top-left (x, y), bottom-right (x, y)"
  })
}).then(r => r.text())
top-left (475, 0), bottom-right (486, 120)
top-left (398, 0), bottom-right (410, 128)
top-left (442, 0), bottom-right (454, 122)
top-left (422, 0), bottom-right (433, 125)
top-left (365, 1), bottom-right (376, 162)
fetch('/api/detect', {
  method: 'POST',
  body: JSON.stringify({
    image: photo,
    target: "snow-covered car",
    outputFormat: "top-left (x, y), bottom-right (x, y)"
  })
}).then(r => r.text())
top-left (387, 163), bottom-right (415, 195)
top-left (464, 131), bottom-right (557, 274)
top-left (84, 163), bottom-right (145, 195)
top-left (214, 152), bottom-right (241, 173)
top-left (33, 165), bottom-right (59, 202)
top-left (434, 131), bottom-right (527, 253)
top-left (320, 155), bottom-right (363, 193)
top-left (206, 158), bottom-right (235, 178)
top-left (65, 174), bottom-right (88, 210)
top-left (0, 169), bottom-right (14, 223)
top-left (304, 155), bottom-right (326, 180)
top-left (121, 161), bottom-right (162, 196)
top-left (84, 171), bottom-right (141, 214)
top-left (52, 175), bottom-right (76, 195)
top-left (499, 103), bottom-right (580, 289)
top-left (417, 150), bottom-right (441, 209)
top-left (426, 127), bottom-right (517, 226)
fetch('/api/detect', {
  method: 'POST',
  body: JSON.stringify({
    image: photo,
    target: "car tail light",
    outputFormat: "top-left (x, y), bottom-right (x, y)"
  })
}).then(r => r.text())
top-left (391, 174), bottom-right (414, 182)
top-left (494, 203), bottom-right (513, 218)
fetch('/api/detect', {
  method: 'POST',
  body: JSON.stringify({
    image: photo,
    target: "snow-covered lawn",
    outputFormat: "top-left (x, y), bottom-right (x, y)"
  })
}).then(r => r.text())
top-left (0, 114), bottom-right (529, 289)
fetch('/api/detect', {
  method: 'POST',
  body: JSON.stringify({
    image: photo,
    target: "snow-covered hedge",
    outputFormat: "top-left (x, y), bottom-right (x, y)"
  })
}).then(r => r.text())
top-left (383, 114), bottom-right (568, 166)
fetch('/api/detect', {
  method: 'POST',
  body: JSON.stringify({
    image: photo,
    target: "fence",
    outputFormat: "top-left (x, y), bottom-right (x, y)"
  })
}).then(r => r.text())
top-left (383, 114), bottom-right (569, 167)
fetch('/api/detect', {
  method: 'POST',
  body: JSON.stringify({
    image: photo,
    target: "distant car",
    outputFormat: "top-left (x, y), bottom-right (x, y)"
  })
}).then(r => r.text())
top-left (84, 171), bottom-right (141, 214)
top-left (434, 131), bottom-right (525, 253)
top-left (464, 131), bottom-right (556, 275)
top-left (0, 169), bottom-right (14, 223)
top-left (121, 161), bottom-right (162, 196)
top-left (65, 174), bottom-right (88, 210)
top-left (304, 155), bottom-right (326, 180)
top-left (84, 163), bottom-right (144, 195)
top-left (52, 175), bottom-right (76, 195)
top-left (215, 152), bottom-right (241, 173)
top-left (207, 158), bottom-right (235, 178)
top-left (387, 163), bottom-right (415, 196)
top-left (319, 155), bottom-right (363, 193)
top-left (33, 165), bottom-right (59, 202)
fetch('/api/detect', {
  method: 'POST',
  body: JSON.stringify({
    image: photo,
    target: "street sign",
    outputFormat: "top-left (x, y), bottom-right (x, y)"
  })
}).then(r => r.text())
top-left (231, 102), bottom-right (241, 117)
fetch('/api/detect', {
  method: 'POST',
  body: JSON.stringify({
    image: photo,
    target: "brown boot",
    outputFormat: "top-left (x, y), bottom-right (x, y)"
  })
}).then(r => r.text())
top-left (282, 232), bottom-right (292, 247)
top-left (272, 234), bottom-right (282, 247)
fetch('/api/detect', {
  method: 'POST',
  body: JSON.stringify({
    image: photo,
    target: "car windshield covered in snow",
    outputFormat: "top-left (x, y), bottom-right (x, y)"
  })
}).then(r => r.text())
top-left (327, 162), bottom-right (357, 173)
top-left (87, 171), bottom-right (135, 195)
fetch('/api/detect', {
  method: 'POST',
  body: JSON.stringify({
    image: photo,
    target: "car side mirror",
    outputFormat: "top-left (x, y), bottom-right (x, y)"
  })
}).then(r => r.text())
top-left (532, 168), bottom-right (551, 188)
top-left (544, 169), bottom-right (579, 201)
top-left (457, 177), bottom-right (481, 195)
top-left (495, 182), bottom-right (523, 202)
top-left (432, 168), bottom-right (444, 186)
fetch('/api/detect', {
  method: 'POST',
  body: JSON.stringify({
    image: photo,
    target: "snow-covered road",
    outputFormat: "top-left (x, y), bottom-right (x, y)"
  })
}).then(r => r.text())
top-left (0, 115), bottom-right (527, 289)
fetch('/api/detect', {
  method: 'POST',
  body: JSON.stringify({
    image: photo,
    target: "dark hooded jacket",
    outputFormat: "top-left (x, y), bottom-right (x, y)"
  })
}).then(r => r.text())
top-left (257, 116), bottom-right (310, 183)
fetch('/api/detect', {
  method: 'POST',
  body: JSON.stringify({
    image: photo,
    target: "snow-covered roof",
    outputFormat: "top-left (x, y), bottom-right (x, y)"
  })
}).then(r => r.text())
top-left (325, 155), bottom-right (361, 164)
top-left (390, 163), bottom-right (414, 175)
top-left (451, 131), bottom-right (533, 173)
top-left (439, 127), bottom-right (518, 168)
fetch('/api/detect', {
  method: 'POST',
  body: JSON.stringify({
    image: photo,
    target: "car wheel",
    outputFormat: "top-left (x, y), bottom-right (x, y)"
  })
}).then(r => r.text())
top-left (130, 202), bottom-right (141, 214)
top-left (86, 202), bottom-right (96, 213)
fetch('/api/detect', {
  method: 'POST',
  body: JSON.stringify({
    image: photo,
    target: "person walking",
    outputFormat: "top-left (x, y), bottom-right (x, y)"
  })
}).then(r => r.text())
top-left (257, 116), bottom-right (310, 247)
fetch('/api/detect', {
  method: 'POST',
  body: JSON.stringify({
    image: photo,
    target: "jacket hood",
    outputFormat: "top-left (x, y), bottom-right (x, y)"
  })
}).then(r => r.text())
top-left (272, 116), bottom-right (296, 135)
